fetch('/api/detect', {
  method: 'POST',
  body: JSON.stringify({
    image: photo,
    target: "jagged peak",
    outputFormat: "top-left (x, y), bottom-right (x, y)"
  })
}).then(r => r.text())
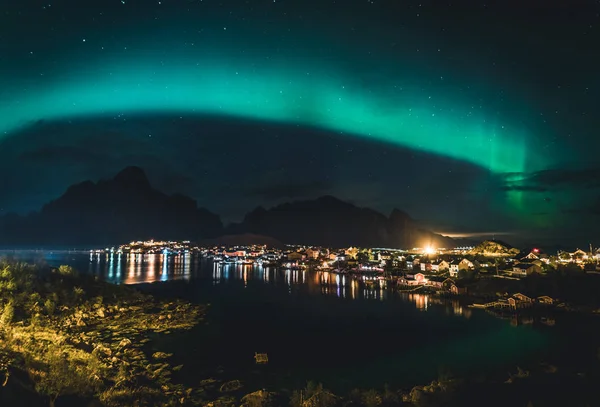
top-left (113, 166), bottom-right (151, 188)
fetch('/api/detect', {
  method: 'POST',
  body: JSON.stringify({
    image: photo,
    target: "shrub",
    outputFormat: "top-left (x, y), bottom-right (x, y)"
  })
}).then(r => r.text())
top-left (0, 301), bottom-right (15, 326)
top-left (44, 298), bottom-right (56, 316)
top-left (57, 265), bottom-right (77, 277)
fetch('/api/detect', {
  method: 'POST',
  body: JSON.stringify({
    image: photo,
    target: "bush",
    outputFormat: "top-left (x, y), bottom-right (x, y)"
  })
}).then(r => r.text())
top-left (57, 265), bottom-right (77, 277)
top-left (1, 301), bottom-right (15, 326)
top-left (363, 389), bottom-right (382, 407)
top-left (73, 287), bottom-right (85, 300)
top-left (44, 298), bottom-right (56, 316)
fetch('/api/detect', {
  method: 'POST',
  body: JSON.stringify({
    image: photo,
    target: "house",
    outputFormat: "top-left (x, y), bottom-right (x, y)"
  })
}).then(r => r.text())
top-left (521, 251), bottom-right (541, 261)
top-left (511, 263), bottom-right (542, 277)
top-left (442, 278), bottom-right (456, 291)
top-left (379, 252), bottom-right (392, 261)
top-left (399, 275), bottom-right (421, 286)
top-left (224, 249), bottom-right (247, 257)
top-left (513, 293), bottom-right (533, 303)
top-left (334, 253), bottom-right (347, 262)
top-left (449, 260), bottom-right (460, 277)
top-left (459, 258), bottom-right (474, 271)
top-left (431, 260), bottom-right (449, 272)
top-left (287, 252), bottom-right (305, 261)
top-left (537, 295), bottom-right (554, 305)
top-left (402, 273), bottom-right (428, 285)
top-left (509, 293), bottom-right (534, 309)
top-left (414, 273), bottom-right (428, 285)
top-left (450, 282), bottom-right (468, 295)
top-left (570, 249), bottom-right (588, 262)
top-left (420, 262), bottom-right (432, 272)
top-left (427, 276), bottom-right (446, 289)
top-left (306, 248), bottom-right (320, 259)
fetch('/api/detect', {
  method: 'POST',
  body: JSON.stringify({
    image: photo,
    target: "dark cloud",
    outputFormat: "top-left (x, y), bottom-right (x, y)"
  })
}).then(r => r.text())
top-left (502, 168), bottom-right (600, 189)
top-left (499, 167), bottom-right (600, 196)
top-left (528, 168), bottom-right (600, 188)
top-left (247, 180), bottom-right (333, 201)
top-left (500, 185), bottom-right (548, 192)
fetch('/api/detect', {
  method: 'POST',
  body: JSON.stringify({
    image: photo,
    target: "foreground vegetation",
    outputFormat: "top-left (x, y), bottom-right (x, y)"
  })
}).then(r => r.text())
top-left (2, 260), bottom-right (600, 407)
top-left (0, 261), bottom-right (204, 406)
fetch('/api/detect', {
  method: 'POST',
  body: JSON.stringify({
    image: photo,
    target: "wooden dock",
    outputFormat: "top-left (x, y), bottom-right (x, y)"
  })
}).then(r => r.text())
top-left (468, 298), bottom-right (533, 311)
top-left (468, 301), bottom-right (514, 310)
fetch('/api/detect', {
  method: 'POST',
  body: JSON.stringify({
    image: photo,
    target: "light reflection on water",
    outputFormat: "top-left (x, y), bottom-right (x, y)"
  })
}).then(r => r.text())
top-left (82, 254), bottom-right (470, 317)
top-left (0, 250), bottom-right (471, 317)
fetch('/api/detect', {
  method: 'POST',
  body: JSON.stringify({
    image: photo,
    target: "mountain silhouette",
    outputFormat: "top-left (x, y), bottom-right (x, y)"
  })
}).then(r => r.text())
top-left (228, 195), bottom-right (454, 248)
top-left (0, 167), bottom-right (454, 248)
top-left (0, 166), bottom-right (223, 246)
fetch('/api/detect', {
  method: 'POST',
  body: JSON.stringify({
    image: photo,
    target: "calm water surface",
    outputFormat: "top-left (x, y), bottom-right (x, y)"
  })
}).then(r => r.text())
top-left (2, 250), bottom-right (598, 392)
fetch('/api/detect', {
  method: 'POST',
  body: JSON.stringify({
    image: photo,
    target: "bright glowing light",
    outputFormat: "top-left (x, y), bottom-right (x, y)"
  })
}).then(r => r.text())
top-left (424, 246), bottom-right (436, 255)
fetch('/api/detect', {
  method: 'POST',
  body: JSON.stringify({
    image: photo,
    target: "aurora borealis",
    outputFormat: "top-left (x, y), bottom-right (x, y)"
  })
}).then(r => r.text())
top-left (1, 0), bottom-right (599, 245)
top-left (1, 49), bottom-right (535, 174)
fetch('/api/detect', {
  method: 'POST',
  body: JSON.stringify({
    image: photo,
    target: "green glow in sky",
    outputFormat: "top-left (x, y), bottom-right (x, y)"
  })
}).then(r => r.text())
top-left (0, 55), bottom-right (544, 174)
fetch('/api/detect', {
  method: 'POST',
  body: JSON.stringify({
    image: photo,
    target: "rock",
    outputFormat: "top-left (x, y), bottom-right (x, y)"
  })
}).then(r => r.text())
top-left (152, 352), bottom-right (172, 360)
top-left (240, 389), bottom-right (276, 407)
top-left (220, 380), bottom-right (243, 393)
top-left (97, 308), bottom-right (105, 318)
top-left (118, 338), bottom-right (132, 348)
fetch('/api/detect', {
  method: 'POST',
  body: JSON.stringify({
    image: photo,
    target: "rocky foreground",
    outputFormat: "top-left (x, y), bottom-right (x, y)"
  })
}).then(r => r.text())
top-left (2, 261), bottom-right (599, 407)
top-left (0, 261), bottom-right (204, 406)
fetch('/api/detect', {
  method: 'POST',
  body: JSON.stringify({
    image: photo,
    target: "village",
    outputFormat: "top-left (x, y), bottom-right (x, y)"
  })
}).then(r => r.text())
top-left (92, 239), bottom-right (600, 314)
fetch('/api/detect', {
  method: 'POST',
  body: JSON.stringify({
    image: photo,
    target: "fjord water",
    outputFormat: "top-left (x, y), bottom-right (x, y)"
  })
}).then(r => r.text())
top-left (3, 250), bottom-right (597, 392)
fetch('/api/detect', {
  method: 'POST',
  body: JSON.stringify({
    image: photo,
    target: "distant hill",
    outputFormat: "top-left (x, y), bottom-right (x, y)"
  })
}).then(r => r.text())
top-left (198, 233), bottom-right (285, 248)
top-left (468, 240), bottom-right (520, 257)
top-left (228, 195), bottom-right (455, 249)
top-left (0, 167), bottom-right (223, 246)
top-left (0, 167), bottom-right (456, 249)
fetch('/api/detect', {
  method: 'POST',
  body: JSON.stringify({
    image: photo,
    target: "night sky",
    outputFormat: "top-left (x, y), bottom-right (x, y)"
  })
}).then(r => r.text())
top-left (1, 0), bottom-right (599, 246)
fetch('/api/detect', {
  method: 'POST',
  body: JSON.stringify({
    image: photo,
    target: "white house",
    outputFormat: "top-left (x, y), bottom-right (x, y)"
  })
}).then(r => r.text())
top-left (449, 260), bottom-right (460, 277)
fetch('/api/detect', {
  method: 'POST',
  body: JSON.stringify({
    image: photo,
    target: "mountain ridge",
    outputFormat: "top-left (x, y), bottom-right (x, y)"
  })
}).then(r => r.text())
top-left (0, 167), bottom-right (455, 248)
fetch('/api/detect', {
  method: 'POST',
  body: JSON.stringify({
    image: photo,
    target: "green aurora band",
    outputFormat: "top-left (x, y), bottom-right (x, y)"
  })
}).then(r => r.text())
top-left (0, 54), bottom-right (545, 175)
